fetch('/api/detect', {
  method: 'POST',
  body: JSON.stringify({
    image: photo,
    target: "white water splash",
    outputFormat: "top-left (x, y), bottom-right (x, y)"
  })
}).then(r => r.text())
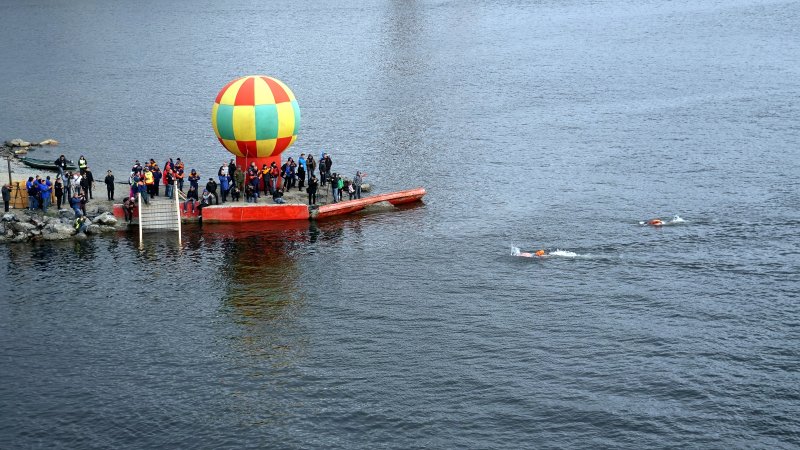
top-left (550, 249), bottom-right (579, 258)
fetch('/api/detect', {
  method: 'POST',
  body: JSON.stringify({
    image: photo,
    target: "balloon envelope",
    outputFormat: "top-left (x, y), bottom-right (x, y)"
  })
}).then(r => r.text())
top-left (212, 76), bottom-right (300, 158)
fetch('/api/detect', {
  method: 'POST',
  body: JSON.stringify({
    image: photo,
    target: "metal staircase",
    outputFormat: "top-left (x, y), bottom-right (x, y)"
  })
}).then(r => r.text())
top-left (138, 194), bottom-right (181, 234)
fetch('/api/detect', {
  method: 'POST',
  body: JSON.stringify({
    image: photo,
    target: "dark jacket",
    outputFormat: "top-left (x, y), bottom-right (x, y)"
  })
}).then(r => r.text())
top-left (1, 185), bottom-right (10, 201)
top-left (104, 175), bottom-right (115, 186)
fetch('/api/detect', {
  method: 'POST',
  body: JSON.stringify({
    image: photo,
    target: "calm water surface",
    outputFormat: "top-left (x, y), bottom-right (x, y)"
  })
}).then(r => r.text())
top-left (1, 0), bottom-right (799, 448)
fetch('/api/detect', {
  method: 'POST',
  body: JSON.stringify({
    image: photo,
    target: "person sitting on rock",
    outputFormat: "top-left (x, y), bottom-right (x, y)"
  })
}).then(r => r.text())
top-left (74, 215), bottom-right (88, 234)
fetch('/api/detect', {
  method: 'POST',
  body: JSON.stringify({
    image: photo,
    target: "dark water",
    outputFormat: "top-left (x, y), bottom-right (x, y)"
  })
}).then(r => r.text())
top-left (2, 0), bottom-right (800, 447)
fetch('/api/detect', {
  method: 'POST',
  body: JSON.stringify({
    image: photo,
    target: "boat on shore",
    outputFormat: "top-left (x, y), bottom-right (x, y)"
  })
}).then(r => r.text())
top-left (19, 157), bottom-right (77, 171)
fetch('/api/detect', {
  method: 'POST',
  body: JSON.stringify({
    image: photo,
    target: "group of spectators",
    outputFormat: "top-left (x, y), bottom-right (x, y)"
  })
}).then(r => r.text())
top-left (6, 150), bottom-right (368, 221)
top-left (20, 155), bottom-right (107, 217)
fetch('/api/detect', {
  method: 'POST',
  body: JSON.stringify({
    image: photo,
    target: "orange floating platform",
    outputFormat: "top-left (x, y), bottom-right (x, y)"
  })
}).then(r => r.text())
top-left (113, 187), bottom-right (426, 223)
top-left (313, 187), bottom-right (427, 220)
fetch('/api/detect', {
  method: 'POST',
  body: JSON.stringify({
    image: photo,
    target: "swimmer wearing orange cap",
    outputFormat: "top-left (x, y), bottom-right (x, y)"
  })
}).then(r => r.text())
top-left (516, 249), bottom-right (546, 258)
top-left (648, 219), bottom-right (664, 226)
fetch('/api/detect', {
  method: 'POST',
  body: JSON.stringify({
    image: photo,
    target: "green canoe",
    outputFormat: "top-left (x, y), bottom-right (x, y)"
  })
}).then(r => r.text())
top-left (19, 157), bottom-right (78, 171)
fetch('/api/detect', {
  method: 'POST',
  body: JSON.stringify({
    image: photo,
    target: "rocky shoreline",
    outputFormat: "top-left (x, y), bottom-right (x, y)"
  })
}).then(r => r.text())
top-left (0, 208), bottom-right (124, 244)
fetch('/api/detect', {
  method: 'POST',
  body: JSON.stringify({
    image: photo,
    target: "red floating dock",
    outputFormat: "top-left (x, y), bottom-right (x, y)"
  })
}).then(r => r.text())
top-left (112, 187), bottom-right (426, 223)
top-left (201, 203), bottom-right (309, 223)
top-left (314, 187), bottom-right (427, 220)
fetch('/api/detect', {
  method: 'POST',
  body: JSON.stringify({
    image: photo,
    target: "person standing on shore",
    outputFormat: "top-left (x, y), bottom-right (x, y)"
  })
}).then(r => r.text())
top-left (234, 165), bottom-right (244, 194)
top-left (2, 183), bottom-right (11, 212)
top-left (307, 175), bottom-right (318, 205)
top-left (319, 153), bottom-right (328, 186)
top-left (69, 192), bottom-right (82, 217)
top-left (137, 177), bottom-right (149, 205)
top-left (84, 167), bottom-right (95, 199)
top-left (176, 166), bottom-right (185, 192)
top-left (353, 171), bottom-right (366, 199)
top-left (164, 170), bottom-right (174, 199)
top-left (71, 172), bottom-right (82, 197)
top-left (330, 173), bottom-right (339, 203)
top-left (188, 169), bottom-right (200, 191)
top-left (297, 163), bottom-right (305, 192)
top-left (269, 162), bottom-right (280, 194)
top-left (306, 155), bottom-right (316, 186)
top-left (78, 155), bottom-right (87, 175)
top-left (39, 177), bottom-right (52, 213)
top-left (152, 166), bottom-right (161, 197)
top-left (336, 174), bottom-right (344, 202)
top-left (324, 154), bottom-right (333, 184)
top-left (144, 168), bottom-right (155, 198)
top-left (54, 155), bottom-right (68, 178)
top-left (218, 164), bottom-right (229, 202)
top-left (26, 177), bottom-right (38, 210)
top-left (228, 159), bottom-right (237, 180)
top-left (298, 153), bottom-right (307, 180)
top-left (122, 197), bottom-right (135, 223)
top-left (220, 174), bottom-right (230, 203)
top-left (261, 164), bottom-right (271, 196)
top-left (54, 178), bottom-right (64, 209)
top-left (104, 170), bottom-right (115, 201)
top-left (79, 173), bottom-right (90, 200)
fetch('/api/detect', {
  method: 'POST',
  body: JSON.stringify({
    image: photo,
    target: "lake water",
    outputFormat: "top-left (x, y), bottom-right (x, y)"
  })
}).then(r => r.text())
top-left (1, 0), bottom-right (799, 447)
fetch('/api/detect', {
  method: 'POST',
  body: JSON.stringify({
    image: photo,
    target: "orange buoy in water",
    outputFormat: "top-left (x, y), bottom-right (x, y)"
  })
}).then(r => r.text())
top-left (535, 250), bottom-right (546, 257)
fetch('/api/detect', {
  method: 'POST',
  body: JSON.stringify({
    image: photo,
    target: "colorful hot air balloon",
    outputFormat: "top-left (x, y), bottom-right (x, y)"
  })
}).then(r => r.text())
top-left (212, 76), bottom-right (300, 167)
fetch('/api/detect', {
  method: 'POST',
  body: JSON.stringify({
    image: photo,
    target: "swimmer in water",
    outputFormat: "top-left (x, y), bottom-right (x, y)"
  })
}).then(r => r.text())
top-left (646, 218), bottom-right (663, 226)
top-left (512, 248), bottom-right (546, 258)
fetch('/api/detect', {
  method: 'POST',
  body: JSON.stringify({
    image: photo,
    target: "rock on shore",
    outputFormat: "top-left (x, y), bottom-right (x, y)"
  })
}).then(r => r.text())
top-left (0, 210), bottom-right (123, 244)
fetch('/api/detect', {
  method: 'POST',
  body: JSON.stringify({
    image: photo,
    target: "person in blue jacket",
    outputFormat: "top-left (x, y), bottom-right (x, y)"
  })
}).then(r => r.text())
top-left (26, 177), bottom-right (39, 210)
top-left (38, 177), bottom-right (52, 213)
top-left (69, 192), bottom-right (83, 217)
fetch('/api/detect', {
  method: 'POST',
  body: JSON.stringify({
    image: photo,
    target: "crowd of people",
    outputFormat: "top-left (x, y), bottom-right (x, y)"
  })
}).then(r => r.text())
top-left (16, 155), bottom-right (102, 217)
top-left (8, 151), bottom-right (367, 220)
